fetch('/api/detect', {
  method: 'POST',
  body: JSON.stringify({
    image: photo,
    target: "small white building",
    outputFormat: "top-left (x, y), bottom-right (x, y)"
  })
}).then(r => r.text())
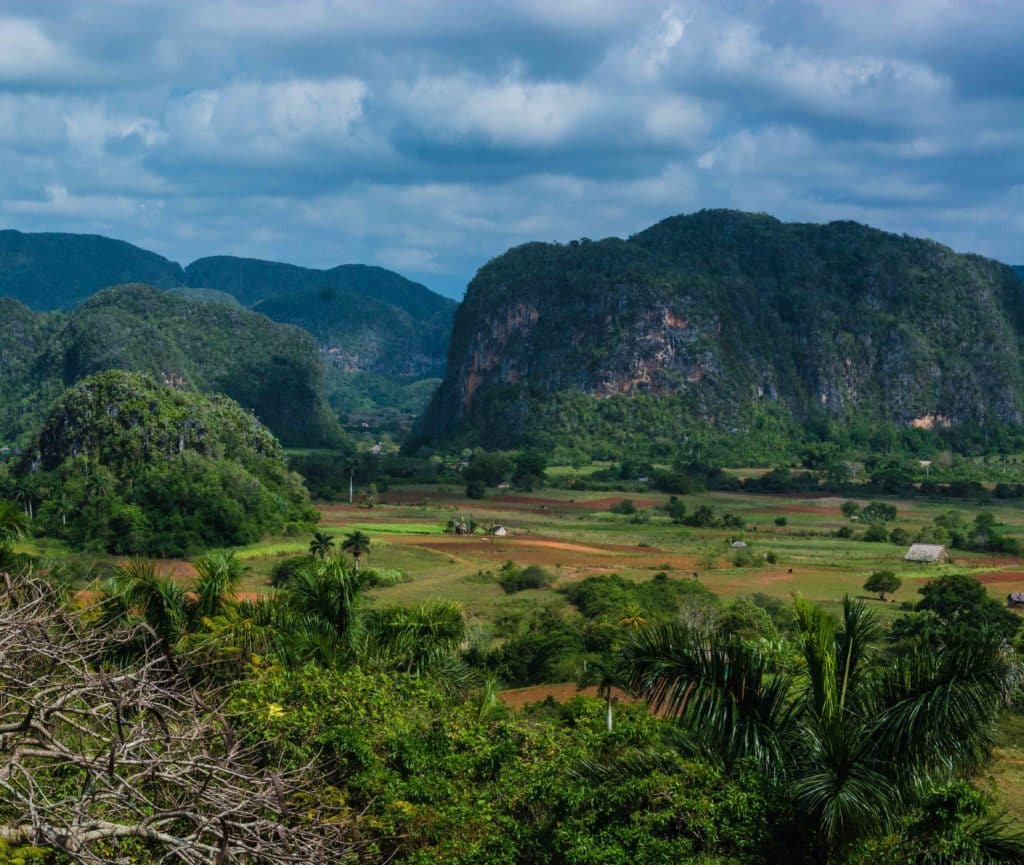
top-left (730, 540), bottom-right (747, 549)
top-left (904, 543), bottom-right (949, 563)
top-left (489, 525), bottom-right (508, 537)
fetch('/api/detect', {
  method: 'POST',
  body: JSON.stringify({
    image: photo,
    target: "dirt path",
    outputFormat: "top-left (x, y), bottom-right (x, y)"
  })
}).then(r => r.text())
top-left (499, 683), bottom-right (641, 711)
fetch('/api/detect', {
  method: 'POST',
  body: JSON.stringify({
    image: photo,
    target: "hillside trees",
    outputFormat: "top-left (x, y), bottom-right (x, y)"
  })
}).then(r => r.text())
top-left (14, 371), bottom-right (318, 555)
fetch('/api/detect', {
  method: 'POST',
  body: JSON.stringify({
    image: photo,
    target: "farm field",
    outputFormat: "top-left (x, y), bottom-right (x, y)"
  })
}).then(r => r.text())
top-left (199, 483), bottom-right (1024, 619)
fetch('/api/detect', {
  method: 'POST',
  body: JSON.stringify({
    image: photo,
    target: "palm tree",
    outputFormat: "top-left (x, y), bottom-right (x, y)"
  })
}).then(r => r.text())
top-left (280, 555), bottom-right (368, 666)
top-left (343, 456), bottom-right (357, 505)
top-left (11, 477), bottom-right (36, 520)
top-left (186, 550), bottom-right (243, 627)
top-left (341, 530), bottom-right (371, 573)
top-left (622, 595), bottom-right (1016, 860)
top-left (368, 599), bottom-right (467, 677)
top-left (577, 655), bottom-right (628, 732)
top-left (106, 559), bottom-right (187, 646)
top-left (309, 531), bottom-right (335, 559)
top-left (0, 499), bottom-right (29, 545)
top-left (623, 621), bottom-right (797, 772)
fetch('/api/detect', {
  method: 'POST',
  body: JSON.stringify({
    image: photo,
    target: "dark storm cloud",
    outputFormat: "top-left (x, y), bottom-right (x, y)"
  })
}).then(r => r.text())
top-left (0, 0), bottom-right (1020, 297)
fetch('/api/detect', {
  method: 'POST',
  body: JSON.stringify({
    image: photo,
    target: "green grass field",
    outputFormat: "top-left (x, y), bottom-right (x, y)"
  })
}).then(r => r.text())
top-left (194, 483), bottom-right (1024, 626)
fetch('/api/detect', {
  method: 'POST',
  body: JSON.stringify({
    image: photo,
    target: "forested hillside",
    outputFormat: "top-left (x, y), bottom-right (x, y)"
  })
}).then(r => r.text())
top-left (0, 231), bottom-right (457, 426)
top-left (22, 370), bottom-right (316, 554)
top-left (0, 285), bottom-right (342, 447)
top-left (419, 210), bottom-right (1024, 458)
top-left (0, 229), bottom-right (185, 307)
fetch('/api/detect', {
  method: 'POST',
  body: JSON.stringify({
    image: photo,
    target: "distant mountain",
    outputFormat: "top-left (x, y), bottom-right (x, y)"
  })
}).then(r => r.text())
top-left (0, 230), bottom-right (458, 428)
top-left (185, 258), bottom-right (456, 377)
top-left (0, 230), bottom-right (184, 308)
top-left (0, 285), bottom-right (342, 447)
top-left (418, 210), bottom-right (1024, 458)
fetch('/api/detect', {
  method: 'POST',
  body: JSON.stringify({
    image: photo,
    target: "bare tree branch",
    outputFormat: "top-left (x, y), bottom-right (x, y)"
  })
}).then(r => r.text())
top-left (0, 576), bottom-right (364, 863)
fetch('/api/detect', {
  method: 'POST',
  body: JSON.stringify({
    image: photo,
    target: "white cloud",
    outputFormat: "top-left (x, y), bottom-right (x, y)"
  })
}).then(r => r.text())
top-left (165, 78), bottom-right (371, 161)
top-left (644, 96), bottom-right (710, 146)
top-left (0, 18), bottom-right (64, 80)
top-left (395, 74), bottom-right (598, 146)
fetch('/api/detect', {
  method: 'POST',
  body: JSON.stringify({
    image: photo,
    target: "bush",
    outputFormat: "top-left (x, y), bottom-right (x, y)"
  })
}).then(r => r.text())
top-left (862, 523), bottom-right (890, 542)
top-left (270, 555), bottom-right (309, 587)
top-left (609, 499), bottom-right (637, 515)
top-left (465, 481), bottom-right (486, 499)
top-left (498, 562), bottom-right (554, 593)
top-left (774, 516), bottom-right (788, 527)
top-left (861, 501), bottom-right (897, 523)
top-left (888, 526), bottom-right (911, 546)
top-left (363, 568), bottom-right (411, 587)
top-left (834, 525), bottom-right (854, 539)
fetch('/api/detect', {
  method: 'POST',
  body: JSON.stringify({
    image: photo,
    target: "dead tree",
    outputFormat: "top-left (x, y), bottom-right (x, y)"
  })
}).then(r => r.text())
top-left (0, 574), bottom-right (365, 864)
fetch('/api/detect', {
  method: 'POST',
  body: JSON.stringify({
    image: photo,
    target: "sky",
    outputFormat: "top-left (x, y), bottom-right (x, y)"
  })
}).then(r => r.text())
top-left (0, 1), bottom-right (1021, 298)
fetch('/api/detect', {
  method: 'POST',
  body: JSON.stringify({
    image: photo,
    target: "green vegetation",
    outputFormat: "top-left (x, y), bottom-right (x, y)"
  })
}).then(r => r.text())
top-left (864, 570), bottom-right (901, 601)
top-left (4, 539), bottom-right (1023, 864)
top-left (0, 284), bottom-right (343, 447)
top-left (419, 210), bottom-right (1024, 464)
top-left (4, 371), bottom-right (317, 555)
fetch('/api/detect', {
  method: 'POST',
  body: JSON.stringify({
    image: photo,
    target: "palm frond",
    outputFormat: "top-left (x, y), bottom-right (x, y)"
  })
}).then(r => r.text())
top-left (622, 621), bottom-right (798, 772)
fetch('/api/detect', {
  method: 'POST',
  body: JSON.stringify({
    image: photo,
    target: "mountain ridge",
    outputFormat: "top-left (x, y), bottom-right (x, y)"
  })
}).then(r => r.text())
top-left (418, 209), bottom-right (1024, 456)
top-left (0, 284), bottom-right (342, 447)
top-left (0, 229), bottom-right (456, 379)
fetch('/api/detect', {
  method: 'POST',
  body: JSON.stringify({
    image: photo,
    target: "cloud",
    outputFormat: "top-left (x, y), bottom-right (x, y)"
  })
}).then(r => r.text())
top-left (0, 0), bottom-right (1018, 297)
top-left (0, 18), bottom-right (65, 80)
top-left (395, 74), bottom-right (599, 147)
top-left (165, 78), bottom-right (371, 162)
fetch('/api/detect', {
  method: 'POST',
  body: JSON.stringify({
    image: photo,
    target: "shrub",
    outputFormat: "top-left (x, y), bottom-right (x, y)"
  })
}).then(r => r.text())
top-left (861, 501), bottom-right (897, 523)
top-left (270, 555), bottom-right (309, 587)
top-left (862, 524), bottom-right (890, 543)
top-left (609, 499), bottom-right (637, 515)
top-left (499, 562), bottom-right (554, 593)
top-left (363, 568), bottom-right (411, 587)
top-left (774, 516), bottom-right (788, 527)
top-left (888, 526), bottom-right (911, 546)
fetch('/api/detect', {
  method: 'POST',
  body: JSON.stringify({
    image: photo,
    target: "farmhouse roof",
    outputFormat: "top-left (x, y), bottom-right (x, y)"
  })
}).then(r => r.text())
top-left (730, 540), bottom-right (747, 549)
top-left (1009, 592), bottom-right (1024, 603)
top-left (904, 543), bottom-right (948, 563)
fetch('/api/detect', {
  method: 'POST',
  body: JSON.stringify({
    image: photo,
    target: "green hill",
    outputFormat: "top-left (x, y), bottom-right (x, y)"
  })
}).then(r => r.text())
top-left (0, 231), bottom-right (456, 427)
top-left (183, 257), bottom-right (456, 377)
top-left (418, 210), bottom-right (1024, 460)
top-left (0, 229), bottom-right (185, 308)
top-left (0, 285), bottom-right (342, 448)
top-left (22, 370), bottom-right (316, 555)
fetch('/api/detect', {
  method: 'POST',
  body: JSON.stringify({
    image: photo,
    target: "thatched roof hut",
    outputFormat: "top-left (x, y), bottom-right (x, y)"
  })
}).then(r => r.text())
top-left (904, 543), bottom-right (949, 563)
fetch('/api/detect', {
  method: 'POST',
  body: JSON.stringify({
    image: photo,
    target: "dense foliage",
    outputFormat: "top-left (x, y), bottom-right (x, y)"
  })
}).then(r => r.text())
top-left (0, 285), bottom-right (343, 447)
top-left (0, 230), bottom-right (457, 439)
top-left (419, 210), bottom-right (1024, 460)
top-left (3, 507), bottom-right (1024, 865)
top-left (7, 371), bottom-right (317, 554)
